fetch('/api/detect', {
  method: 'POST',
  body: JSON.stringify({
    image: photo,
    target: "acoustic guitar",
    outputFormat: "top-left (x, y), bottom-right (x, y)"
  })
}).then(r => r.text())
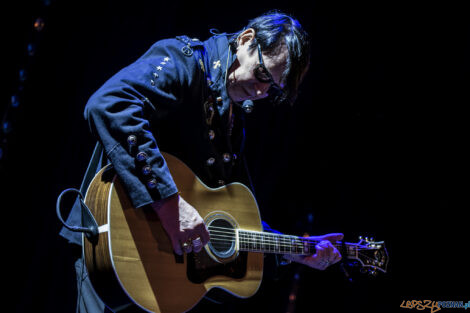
top-left (82, 152), bottom-right (388, 313)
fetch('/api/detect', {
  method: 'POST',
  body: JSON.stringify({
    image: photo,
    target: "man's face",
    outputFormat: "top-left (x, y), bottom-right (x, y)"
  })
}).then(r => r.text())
top-left (227, 29), bottom-right (287, 103)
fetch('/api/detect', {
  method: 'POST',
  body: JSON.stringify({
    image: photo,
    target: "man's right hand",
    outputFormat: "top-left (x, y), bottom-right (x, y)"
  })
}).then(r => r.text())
top-left (151, 193), bottom-right (210, 255)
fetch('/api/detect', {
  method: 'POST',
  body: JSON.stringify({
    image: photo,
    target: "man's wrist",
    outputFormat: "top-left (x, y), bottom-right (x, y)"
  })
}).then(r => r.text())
top-left (151, 192), bottom-right (179, 211)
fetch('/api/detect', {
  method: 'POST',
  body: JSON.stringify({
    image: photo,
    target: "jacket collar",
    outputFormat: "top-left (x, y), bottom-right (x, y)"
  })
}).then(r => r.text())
top-left (203, 34), bottom-right (238, 115)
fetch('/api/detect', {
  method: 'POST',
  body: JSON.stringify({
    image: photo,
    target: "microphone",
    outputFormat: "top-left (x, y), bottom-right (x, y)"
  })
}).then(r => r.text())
top-left (241, 100), bottom-right (254, 113)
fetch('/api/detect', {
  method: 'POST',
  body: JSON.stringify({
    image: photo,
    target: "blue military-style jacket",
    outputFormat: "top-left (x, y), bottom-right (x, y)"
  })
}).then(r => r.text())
top-left (60, 34), bottom-right (251, 245)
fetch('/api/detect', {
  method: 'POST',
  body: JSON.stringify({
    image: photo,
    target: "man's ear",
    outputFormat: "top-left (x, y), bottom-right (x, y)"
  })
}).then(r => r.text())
top-left (237, 28), bottom-right (256, 47)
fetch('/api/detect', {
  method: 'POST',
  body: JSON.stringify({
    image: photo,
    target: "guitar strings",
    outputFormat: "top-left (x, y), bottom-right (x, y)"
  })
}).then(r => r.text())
top-left (209, 241), bottom-right (370, 255)
top-left (207, 227), bottom-right (371, 250)
top-left (207, 225), bottom-right (361, 244)
top-left (207, 226), bottom-right (317, 242)
top-left (207, 235), bottom-right (382, 267)
top-left (207, 225), bottom-right (371, 247)
top-left (207, 234), bottom-right (370, 251)
top-left (208, 230), bottom-right (357, 247)
top-left (207, 227), bottom-right (380, 263)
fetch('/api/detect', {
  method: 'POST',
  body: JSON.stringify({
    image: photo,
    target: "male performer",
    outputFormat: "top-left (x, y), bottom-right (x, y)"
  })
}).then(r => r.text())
top-left (60, 11), bottom-right (343, 312)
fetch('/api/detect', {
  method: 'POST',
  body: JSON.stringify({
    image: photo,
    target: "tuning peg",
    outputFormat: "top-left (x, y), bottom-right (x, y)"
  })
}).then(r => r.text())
top-left (370, 237), bottom-right (374, 242)
top-left (358, 236), bottom-right (363, 240)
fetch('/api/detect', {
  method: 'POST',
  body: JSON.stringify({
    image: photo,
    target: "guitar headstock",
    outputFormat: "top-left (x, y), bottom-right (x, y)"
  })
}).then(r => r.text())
top-left (347, 236), bottom-right (389, 276)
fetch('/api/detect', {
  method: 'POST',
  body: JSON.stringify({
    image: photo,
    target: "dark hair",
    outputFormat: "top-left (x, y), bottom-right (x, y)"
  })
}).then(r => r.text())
top-left (229, 11), bottom-right (310, 105)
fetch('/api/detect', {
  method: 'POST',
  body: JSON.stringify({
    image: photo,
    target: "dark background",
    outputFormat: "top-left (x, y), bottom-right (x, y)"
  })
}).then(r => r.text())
top-left (2, 0), bottom-right (468, 312)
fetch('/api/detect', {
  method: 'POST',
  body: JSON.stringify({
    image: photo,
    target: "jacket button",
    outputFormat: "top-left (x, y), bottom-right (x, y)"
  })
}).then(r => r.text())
top-left (127, 135), bottom-right (137, 146)
top-left (206, 157), bottom-right (215, 166)
top-left (222, 153), bottom-right (231, 163)
top-left (142, 165), bottom-right (152, 175)
top-left (147, 178), bottom-right (157, 189)
top-left (136, 152), bottom-right (148, 162)
top-left (208, 130), bottom-right (215, 140)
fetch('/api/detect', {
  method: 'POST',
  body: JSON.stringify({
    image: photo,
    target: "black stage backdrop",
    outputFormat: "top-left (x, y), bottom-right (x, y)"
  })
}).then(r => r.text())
top-left (3, 0), bottom-right (468, 312)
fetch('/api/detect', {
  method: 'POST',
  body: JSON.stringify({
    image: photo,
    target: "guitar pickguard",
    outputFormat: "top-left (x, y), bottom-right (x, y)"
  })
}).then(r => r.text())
top-left (186, 250), bottom-right (248, 284)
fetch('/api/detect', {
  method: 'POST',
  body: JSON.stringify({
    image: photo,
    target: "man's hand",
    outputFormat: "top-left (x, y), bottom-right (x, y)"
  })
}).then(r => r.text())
top-left (151, 193), bottom-right (210, 255)
top-left (283, 233), bottom-right (344, 270)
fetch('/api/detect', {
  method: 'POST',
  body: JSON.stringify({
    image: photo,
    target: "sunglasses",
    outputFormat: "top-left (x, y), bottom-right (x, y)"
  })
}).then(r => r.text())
top-left (254, 44), bottom-right (285, 102)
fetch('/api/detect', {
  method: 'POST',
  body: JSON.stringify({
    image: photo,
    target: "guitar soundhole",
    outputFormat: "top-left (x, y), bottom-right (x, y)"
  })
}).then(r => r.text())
top-left (187, 216), bottom-right (246, 284)
top-left (208, 218), bottom-right (236, 259)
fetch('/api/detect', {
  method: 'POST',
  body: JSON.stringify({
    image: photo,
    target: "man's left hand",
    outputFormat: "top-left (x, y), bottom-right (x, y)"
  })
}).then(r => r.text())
top-left (283, 233), bottom-right (344, 270)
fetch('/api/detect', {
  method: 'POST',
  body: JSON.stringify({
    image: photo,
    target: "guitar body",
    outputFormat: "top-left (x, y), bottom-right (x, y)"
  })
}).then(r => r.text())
top-left (83, 153), bottom-right (264, 313)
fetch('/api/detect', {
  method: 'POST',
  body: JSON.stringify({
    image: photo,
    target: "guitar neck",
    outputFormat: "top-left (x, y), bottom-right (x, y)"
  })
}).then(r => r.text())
top-left (237, 229), bottom-right (357, 258)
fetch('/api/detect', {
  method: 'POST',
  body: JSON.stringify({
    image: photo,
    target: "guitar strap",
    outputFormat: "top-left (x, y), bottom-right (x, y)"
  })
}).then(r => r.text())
top-left (79, 141), bottom-right (105, 196)
top-left (56, 142), bottom-right (103, 241)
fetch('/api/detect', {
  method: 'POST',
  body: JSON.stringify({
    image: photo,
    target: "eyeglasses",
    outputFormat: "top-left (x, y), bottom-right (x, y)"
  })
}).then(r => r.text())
top-left (254, 44), bottom-right (285, 102)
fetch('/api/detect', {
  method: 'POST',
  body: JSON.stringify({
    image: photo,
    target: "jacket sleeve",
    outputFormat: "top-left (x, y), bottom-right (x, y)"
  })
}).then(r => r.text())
top-left (84, 38), bottom-right (202, 208)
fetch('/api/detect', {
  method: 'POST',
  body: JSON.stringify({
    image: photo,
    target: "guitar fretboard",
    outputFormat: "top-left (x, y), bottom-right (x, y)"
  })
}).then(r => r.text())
top-left (237, 229), bottom-right (357, 258)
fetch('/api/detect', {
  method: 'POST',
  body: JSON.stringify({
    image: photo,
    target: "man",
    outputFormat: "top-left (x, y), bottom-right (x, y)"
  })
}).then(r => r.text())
top-left (60, 11), bottom-right (343, 312)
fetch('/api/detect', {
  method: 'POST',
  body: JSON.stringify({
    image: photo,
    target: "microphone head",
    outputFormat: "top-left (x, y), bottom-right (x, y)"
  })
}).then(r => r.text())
top-left (241, 100), bottom-right (254, 113)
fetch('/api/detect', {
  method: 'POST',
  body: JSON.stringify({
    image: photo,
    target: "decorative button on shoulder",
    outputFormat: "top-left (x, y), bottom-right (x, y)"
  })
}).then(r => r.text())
top-left (181, 45), bottom-right (193, 57)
